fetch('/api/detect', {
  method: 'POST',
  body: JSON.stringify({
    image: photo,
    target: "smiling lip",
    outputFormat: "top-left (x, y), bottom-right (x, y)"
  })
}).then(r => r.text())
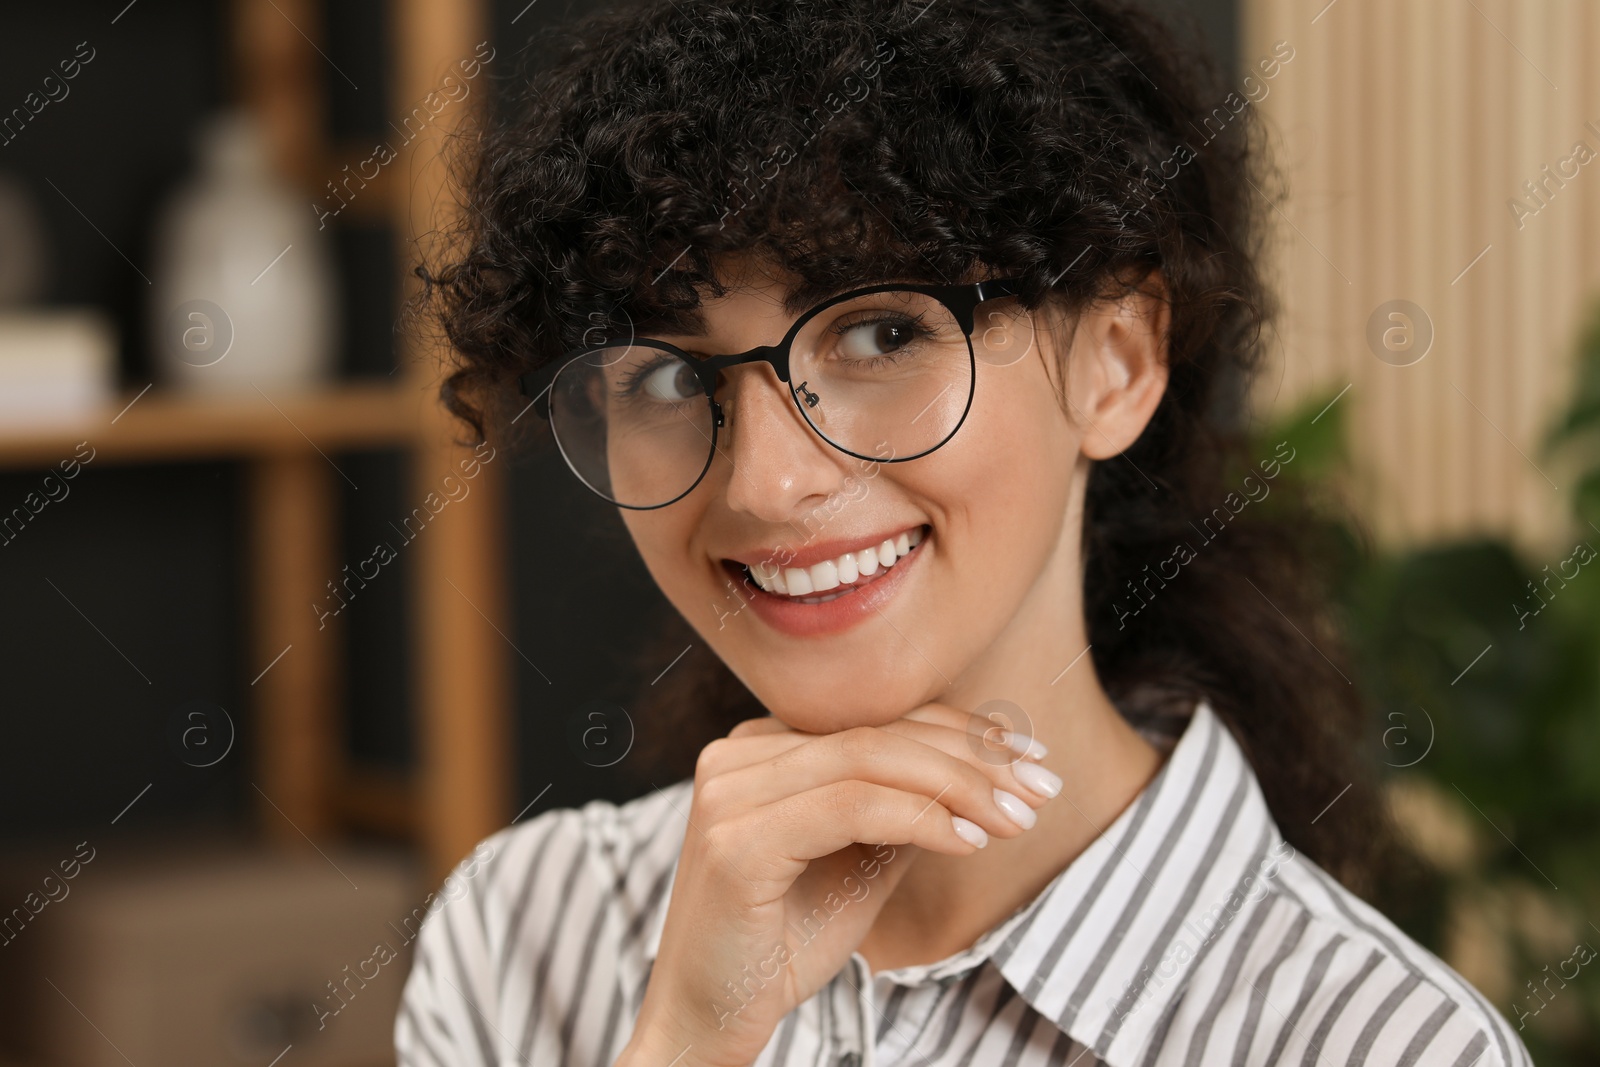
top-left (720, 522), bottom-right (927, 572)
top-left (720, 524), bottom-right (930, 638)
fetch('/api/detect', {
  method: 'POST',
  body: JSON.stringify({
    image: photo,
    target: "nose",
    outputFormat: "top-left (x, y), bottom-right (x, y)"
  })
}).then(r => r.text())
top-left (714, 361), bottom-right (850, 523)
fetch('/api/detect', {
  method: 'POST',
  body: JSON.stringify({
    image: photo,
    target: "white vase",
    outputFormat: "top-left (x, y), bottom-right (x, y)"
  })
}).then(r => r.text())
top-left (150, 110), bottom-right (338, 392)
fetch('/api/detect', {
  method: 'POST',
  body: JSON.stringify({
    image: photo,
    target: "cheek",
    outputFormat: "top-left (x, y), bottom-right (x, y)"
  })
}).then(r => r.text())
top-left (622, 511), bottom-right (709, 607)
top-left (921, 360), bottom-right (1080, 604)
top-left (625, 504), bottom-right (771, 652)
top-left (925, 357), bottom-right (1079, 519)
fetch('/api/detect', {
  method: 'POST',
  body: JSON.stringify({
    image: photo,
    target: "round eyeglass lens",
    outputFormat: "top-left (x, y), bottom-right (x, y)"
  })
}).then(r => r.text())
top-left (786, 290), bottom-right (973, 462)
top-left (546, 344), bottom-right (715, 508)
top-left (545, 290), bottom-right (979, 508)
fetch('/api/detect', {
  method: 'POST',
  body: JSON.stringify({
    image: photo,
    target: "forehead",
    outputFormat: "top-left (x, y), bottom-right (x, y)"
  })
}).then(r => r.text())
top-left (626, 249), bottom-right (911, 339)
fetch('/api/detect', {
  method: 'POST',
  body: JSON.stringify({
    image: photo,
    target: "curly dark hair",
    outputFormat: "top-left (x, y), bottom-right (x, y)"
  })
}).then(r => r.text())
top-left (413, 0), bottom-right (1391, 893)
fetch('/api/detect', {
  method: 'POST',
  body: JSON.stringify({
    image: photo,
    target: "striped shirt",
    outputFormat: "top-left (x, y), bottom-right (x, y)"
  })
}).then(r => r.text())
top-left (393, 698), bottom-right (1532, 1067)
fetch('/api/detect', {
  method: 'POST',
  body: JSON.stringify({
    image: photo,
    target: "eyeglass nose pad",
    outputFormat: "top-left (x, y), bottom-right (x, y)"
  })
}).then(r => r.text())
top-left (711, 399), bottom-right (725, 428)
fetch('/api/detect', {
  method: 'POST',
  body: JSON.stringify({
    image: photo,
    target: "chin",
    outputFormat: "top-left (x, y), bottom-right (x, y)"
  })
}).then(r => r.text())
top-left (734, 662), bottom-right (935, 734)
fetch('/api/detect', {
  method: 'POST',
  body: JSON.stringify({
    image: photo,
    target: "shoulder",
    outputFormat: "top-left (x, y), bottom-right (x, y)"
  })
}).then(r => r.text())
top-left (1197, 845), bottom-right (1534, 1067)
top-left (393, 780), bottom-right (694, 1067)
top-left (428, 776), bottom-right (693, 973)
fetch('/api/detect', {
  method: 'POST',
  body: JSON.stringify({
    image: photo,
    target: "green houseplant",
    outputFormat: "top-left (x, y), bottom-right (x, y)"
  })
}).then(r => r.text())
top-left (1249, 300), bottom-right (1600, 1064)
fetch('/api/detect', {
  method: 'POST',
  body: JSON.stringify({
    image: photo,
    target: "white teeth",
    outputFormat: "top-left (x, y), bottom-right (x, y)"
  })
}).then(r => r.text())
top-left (837, 552), bottom-right (858, 583)
top-left (783, 566), bottom-right (814, 595)
top-left (744, 525), bottom-right (926, 598)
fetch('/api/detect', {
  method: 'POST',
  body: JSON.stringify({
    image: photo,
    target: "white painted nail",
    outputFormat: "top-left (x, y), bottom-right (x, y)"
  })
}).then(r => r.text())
top-left (993, 788), bottom-right (1037, 830)
top-left (1003, 729), bottom-right (1048, 760)
top-left (1014, 760), bottom-right (1062, 799)
top-left (951, 815), bottom-right (988, 848)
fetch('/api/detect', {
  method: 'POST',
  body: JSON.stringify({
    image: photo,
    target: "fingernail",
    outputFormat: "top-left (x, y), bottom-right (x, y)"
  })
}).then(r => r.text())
top-left (1003, 729), bottom-right (1048, 760)
top-left (993, 788), bottom-right (1037, 830)
top-left (1013, 760), bottom-right (1062, 799)
top-left (951, 815), bottom-right (988, 848)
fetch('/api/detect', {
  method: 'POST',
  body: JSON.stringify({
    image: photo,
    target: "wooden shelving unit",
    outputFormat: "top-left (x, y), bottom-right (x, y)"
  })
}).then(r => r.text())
top-left (0, 0), bottom-right (509, 887)
top-left (0, 382), bottom-right (421, 465)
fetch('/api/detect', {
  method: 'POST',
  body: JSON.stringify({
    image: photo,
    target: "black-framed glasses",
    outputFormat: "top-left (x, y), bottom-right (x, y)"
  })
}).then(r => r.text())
top-left (518, 276), bottom-right (1026, 509)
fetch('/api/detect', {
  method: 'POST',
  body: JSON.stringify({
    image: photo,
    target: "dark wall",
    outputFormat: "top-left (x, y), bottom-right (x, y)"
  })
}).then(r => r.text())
top-left (1143, 0), bottom-right (1237, 81)
top-left (0, 2), bottom-right (240, 844)
top-left (0, 0), bottom-right (411, 844)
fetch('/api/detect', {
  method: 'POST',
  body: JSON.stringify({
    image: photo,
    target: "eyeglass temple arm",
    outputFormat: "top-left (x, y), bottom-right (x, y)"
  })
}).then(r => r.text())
top-left (928, 276), bottom-right (1024, 334)
top-left (975, 276), bottom-right (1023, 302)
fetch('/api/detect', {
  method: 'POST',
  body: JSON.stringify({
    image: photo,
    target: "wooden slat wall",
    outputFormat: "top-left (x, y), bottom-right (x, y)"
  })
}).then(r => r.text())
top-left (1242, 0), bottom-right (1600, 554)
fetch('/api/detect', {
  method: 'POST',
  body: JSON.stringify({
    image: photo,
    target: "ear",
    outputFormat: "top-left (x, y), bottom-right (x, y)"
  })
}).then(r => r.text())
top-left (1066, 270), bottom-right (1170, 460)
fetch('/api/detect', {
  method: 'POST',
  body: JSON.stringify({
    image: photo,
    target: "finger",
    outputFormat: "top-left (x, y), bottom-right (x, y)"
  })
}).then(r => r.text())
top-left (701, 726), bottom-right (1042, 841)
top-left (722, 780), bottom-right (989, 877)
top-left (706, 708), bottom-right (1051, 799)
top-left (901, 701), bottom-right (1048, 760)
top-left (870, 716), bottom-right (1061, 803)
top-left (726, 715), bottom-right (794, 740)
top-left (695, 729), bottom-right (814, 779)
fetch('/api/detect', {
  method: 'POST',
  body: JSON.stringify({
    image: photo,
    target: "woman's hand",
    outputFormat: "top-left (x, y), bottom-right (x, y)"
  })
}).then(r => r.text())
top-left (617, 703), bottom-right (1059, 1067)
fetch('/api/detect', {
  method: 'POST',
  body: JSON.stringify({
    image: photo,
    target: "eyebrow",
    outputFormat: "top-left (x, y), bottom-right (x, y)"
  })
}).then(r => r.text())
top-left (627, 277), bottom-right (900, 341)
top-left (628, 311), bottom-right (706, 339)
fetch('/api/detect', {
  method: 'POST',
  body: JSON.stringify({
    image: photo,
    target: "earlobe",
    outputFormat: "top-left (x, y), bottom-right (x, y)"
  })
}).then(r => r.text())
top-left (1072, 273), bottom-right (1171, 461)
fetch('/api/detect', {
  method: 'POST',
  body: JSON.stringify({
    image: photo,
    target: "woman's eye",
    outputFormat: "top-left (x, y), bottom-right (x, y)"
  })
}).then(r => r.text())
top-left (837, 319), bottom-right (914, 361)
top-left (639, 360), bottom-right (700, 401)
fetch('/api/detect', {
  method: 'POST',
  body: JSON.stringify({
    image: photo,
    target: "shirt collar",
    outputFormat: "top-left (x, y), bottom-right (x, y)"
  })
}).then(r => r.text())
top-left (642, 699), bottom-right (1284, 1067)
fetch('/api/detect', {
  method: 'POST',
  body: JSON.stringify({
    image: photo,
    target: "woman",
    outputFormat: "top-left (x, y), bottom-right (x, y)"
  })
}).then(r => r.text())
top-left (394, 1), bottom-right (1532, 1064)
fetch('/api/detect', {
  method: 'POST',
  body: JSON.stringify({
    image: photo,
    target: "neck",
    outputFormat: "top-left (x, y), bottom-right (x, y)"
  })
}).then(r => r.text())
top-left (857, 492), bottom-right (1165, 973)
top-left (860, 676), bottom-right (1162, 975)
